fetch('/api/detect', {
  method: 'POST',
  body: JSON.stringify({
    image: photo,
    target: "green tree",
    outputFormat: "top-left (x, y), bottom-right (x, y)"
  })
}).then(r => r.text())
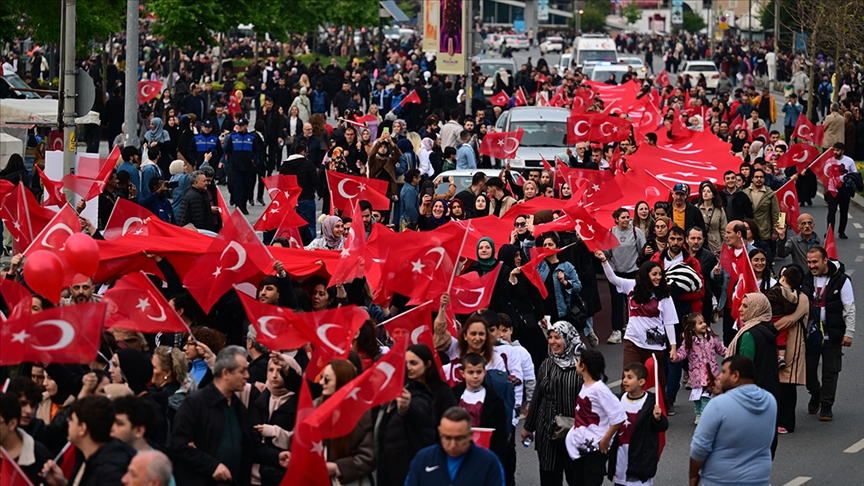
top-left (149, 0), bottom-right (230, 48)
top-left (681, 11), bottom-right (706, 34)
top-left (1, 0), bottom-right (125, 50)
top-left (622, 2), bottom-right (642, 25)
top-left (579, 8), bottom-right (607, 32)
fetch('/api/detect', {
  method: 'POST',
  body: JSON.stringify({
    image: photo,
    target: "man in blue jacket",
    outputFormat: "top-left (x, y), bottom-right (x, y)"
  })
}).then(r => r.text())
top-left (224, 118), bottom-right (263, 215)
top-left (689, 355), bottom-right (777, 486)
top-left (190, 120), bottom-right (222, 168)
top-left (405, 407), bottom-right (505, 486)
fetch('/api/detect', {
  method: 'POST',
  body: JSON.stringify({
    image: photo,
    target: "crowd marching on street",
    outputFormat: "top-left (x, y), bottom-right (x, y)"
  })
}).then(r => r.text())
top-left (1, 17), bottom-right (864, 486)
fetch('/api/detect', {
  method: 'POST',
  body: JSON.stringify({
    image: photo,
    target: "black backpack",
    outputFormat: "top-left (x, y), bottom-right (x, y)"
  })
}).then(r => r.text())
top-left (818, 83), bottom-right (830, 99)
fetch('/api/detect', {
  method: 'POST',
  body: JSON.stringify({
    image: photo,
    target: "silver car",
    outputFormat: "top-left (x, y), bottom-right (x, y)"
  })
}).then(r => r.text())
top-left (494, 107), bottom-right (570, 170)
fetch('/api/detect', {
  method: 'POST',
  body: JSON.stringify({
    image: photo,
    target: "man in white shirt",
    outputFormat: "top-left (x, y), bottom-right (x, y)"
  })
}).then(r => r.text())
top-left (825, 142), bottom-right (859, 239)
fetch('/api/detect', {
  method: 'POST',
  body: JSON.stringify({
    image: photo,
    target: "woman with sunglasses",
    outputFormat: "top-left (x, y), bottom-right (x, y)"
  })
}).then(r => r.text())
top-left (639, 216), bottom-right (671, 266)
top-left (509, 214), bottom-right (534, 258)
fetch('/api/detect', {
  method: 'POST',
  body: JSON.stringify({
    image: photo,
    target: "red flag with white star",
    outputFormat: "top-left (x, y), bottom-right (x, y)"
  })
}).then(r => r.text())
top-left (33, 164), bottom-right (67, 207)
top-left (103, 272), bottom-right (189, 334)
top-left (280, 380), bottom-right (329, 486)
top-left (235, 288), bottom-right (306, 351)
top-left (479, 128), bottom-right (524, 159)
top-left (0, 303), bottom-right (106, 365)
top-left (102, 197), bottom-right (152, 240)
top-left (328, 201), bottom-right (370, 287)
top-left (1, 183), bottom-right (56, 254)
top-left (776, 180), bottom-right (801, 232)
top-left (289, 306), bottom-right (369, 378)
top-left (61, 146), bottom-right (120, 200)
top-left (327, 171), bottom-right (391, 212)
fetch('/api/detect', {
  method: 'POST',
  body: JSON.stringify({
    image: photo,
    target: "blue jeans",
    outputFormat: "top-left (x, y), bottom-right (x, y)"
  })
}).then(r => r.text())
top-left (296, 199), bottom-right (317, 239)
top-left (665, 355), bottom-right (685, 405)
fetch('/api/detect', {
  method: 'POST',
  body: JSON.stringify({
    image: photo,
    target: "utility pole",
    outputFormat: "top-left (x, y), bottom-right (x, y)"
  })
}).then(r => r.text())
top-left (748, 0), bottom-right (753, 44)
top-left (124, 0), bottom-right (139, 149)
top-left (773, 0), bottom-right (779, 52)
top-left (465, 0), bottom-right (473, 117)
top-left (61, 0), bottom-right (77, 180)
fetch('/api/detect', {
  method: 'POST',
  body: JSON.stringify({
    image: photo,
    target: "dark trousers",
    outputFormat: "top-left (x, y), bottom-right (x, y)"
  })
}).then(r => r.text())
top-left (665, 355), bottom-right (686, 405)
top-left (784, 125), bottom-right (795, 145)
top-left (722, 306), bottom-right (735, 347)
top-left (825, 192), bottom-right (851, 234)
top-left (232, 168), bottom-right (256, 211)
top-left (296, 198), bottom-right (317, 240)
top-left (806, 340), bottom-right (843, 407)
top-left (539, 463), bottom-right (574, 486)
top-left (570, 452), bottom-right (607, 486)
top-left (609, 270), bottom-right (637, 332)
top-left (513, 323), bottom-right (548, 373)
top-left (777, 383), bottom-right (799, 431)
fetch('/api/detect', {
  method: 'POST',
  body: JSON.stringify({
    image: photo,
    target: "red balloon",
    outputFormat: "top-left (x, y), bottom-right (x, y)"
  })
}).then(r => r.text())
top-left (64, 233), bottom-right (101, 278)
top-left (24, 250), bottom-right (65, 303)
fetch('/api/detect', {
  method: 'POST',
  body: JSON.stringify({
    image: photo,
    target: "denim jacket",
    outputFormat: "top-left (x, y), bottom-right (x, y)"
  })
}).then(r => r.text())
top-left (536, 260), bottom-right (582, 317)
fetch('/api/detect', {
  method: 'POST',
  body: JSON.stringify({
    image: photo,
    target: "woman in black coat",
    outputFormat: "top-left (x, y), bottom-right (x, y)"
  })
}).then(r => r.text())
top-left (374, 378), bottom-right (437, 486)
top-left (497, 244), bottom-right (548, 370)
top-left (249, 357), bottom-right (298, 486)
top-left (461, 237), bottom-right (512, 314)
top-left (1, 153), bottom-right (31, 188)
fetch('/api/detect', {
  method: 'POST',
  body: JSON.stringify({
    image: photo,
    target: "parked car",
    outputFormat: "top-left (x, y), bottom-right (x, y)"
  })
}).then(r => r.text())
top-left (435, 170), bottom-right (481, 196)
top-left (680, 60), bottom-right (721, 92)
top-left (504, 34), bottom-right (530, 51)
top-left (493, 107), bottom-right (570, 170)
top-left (539, 36), bottom-right (565, 53)
top-left (476, 58), bottom-right (517, 97)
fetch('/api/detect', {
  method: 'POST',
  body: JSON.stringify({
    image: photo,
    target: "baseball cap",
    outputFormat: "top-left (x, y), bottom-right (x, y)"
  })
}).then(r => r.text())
top-left (237, 118), bottom-right (249, 126)
top-left (202, 120), bottom-right (213, 128)
top-left (672, 183), bottom-right (687, 194)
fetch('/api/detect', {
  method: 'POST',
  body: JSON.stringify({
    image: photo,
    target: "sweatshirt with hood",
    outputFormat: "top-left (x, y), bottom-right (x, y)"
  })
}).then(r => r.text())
top-left (690, 383), bottom-right (777, 486)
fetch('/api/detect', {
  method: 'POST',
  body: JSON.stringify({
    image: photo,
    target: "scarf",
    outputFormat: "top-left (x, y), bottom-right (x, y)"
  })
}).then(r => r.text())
top-left (429, 200), bottom-right (450, 227)
top-left (144, 117), bottom-right (171, 144)
top-left (449, 198), bottom-right (466, 220)
top-left (322, 216), bottom-right (343, 248)
top-left (726, 292), bottom-right (773, 357)
top-left (476, 237), bottom-right (497, 274)
top-left (550, 321), bottom-right (584, 369)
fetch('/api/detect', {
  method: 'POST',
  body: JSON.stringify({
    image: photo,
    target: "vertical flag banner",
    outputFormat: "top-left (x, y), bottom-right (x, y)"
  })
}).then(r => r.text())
top-left (438, 0), bottom-right (465, 74)
top-left (423, 0), bottom-right (440, 52)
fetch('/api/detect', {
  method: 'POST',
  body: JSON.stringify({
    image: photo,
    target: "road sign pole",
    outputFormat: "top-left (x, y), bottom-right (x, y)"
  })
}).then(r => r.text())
top-left (465, 0), bottom-right (473, 117)
top-left (62, 0), bottom-right (77, 194)
top-left (124, 0), bottom-right (140, 149)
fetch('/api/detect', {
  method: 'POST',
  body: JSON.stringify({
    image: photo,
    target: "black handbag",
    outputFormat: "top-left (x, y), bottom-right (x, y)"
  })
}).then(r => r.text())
top-left (566, 293), bottom-right (589, 329)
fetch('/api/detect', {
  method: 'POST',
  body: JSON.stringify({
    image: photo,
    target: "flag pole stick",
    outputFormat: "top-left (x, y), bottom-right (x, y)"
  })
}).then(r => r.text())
top-left (447, 221), bottom-right (472, 293)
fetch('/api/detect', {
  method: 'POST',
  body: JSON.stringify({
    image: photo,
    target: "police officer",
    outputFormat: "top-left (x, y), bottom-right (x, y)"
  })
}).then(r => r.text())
top-left (190, 120), bottom-right (222, 169)
top-left (223, 118), bottom-right (262, 215)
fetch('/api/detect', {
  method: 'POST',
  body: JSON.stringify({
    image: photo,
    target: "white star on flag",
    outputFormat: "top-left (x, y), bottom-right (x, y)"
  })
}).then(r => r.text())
top-left (497, 139), bottom-right (505, 146)
top-left (11, 330), bottom-right (30, 343)
top-left (136, 298), bottom-right (151, 312)
top-left (411, 260), bottom-right (425, 273)
top-left (213, 267), bottom-right (222, 277)
top-left (311, 441), bottom-right (324, 455)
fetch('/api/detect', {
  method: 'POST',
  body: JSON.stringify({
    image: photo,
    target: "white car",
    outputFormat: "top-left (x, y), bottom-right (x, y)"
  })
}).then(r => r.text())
top-left (558, 52), bottom-right (573, 73)
top-left (680, 60), bottom-right (721, 92)
top-left (540, 36), bottom-right (564, 53)
top-left (476, 58), bottom-right (516, 97)
top-left (589, 64), bottom-right (633, 84)
top-left (504, 34), bottom-right (530, 51)
top-left (435, 170), bottom-right (482, 196)
top-left (618, 56), bottom-right (648, 79)
top-left (493, 107), bottom-right (571, 170)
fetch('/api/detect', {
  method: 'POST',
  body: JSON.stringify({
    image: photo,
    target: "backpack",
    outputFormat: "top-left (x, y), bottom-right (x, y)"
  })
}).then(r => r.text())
top-left (484, 369), bottom-right (516, 435)
top-left (312, 90), bottom-right (326, 113)
top-left (818, 83), bottom-right (830, 99)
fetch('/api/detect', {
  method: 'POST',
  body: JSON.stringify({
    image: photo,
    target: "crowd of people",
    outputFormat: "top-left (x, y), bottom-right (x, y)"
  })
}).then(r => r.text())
top-left (2, 20), bottom-right (863, 486)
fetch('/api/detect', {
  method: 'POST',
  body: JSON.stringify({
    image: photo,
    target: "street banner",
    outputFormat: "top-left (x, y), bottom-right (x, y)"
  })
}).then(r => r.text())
top-left (422, 0), bottom-right (440, 52)
top-left (438, 0), bottom-right (465, 74)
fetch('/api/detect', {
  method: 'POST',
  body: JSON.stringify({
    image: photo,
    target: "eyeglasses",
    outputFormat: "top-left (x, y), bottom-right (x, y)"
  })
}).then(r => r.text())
top-left (322, 376), bottom-right (331, 385)
top-left (514, 222), bottom-right (526, 228)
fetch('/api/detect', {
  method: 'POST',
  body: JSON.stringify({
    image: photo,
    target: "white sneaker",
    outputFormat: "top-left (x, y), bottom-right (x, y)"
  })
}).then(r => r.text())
top-left (694, 414), bottom-right (701, 425)
top-left (587, 330), bottom-right (600, 347)
top-left (607, 330), bottom-right (622, 344)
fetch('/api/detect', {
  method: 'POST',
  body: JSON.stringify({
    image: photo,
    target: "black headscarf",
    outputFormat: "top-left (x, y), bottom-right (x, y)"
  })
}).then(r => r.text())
top-left (116, 348), bottom-right (154, 395)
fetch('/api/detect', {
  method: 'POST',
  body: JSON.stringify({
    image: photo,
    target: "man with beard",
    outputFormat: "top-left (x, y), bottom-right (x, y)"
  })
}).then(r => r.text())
top-left (60, 274), bottom-right (103, 306)
top-left (687, 226), bottom-right (722, 325)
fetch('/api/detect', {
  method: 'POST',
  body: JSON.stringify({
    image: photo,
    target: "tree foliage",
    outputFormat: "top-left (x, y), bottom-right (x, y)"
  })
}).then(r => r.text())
top-left (0, 0), bottom-right (125, 48)
top-left (579, 8), bottom-right (607, 33)
top-left (622, 2), bottom-right (642, 25)
top-left (681, 11), bottom-right (706, 34)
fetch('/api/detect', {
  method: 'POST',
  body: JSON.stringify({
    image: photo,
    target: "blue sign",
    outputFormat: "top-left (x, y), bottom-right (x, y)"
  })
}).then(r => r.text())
top-left (514, 20), bottom-right (526, 33)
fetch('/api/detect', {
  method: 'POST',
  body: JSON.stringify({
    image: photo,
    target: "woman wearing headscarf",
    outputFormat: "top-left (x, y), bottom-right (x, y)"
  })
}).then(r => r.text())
top-left (726, 292), bottom-right (780, 398)
top-left (418, 198), bottom-right (450, 230)
top-left (367, 135), bottom-right (402, 223)
top-left (175, 115), bottom-right (197, 165)
top-left (249, 355), bottom-right (300, 486)
top-left (290, 86), bottom-right (312, 122)
top-left (469, 193), bottom-right (490, 218)
top-left (449, 198), bottom-right (467, 220)
top-left (37, 364), bottom-right (79, 455)
top-left (305, 215), bottom-right (346, 250)
top-left (143, 117), bottom-right (171, 153)
top-left (499, 243), bottom-right (548, 369)
top-left (494, 68), bottom-right (514, 96)
top-left (521, 321), bottom-right (585, 486)
top-left (461, 237), bottom-right (511, 313)
top-left (115, 348), bottom-right (169, 444)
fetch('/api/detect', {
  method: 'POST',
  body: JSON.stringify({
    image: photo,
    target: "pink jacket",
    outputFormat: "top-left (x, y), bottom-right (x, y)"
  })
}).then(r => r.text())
top-left (676, 333), bottom-right (728, 388)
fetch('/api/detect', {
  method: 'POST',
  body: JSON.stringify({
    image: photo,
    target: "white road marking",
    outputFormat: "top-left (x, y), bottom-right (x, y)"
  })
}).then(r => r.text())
top-left (854, 223), bottom-right (863, 229)
top-left (860, 243), bottom-right (864, 250)
top-left (608, 380), bottom-right (622, 388)
top-left (782, 477), bottom-right (812, 486)
top-left (847, 269), bottom-right (856, 276)
top-left (859, 233), bottom-right (864, 239)
top-left (856, 256), bottom-right (864, 262)
top-left (843, 438), bottom-right (864, 453)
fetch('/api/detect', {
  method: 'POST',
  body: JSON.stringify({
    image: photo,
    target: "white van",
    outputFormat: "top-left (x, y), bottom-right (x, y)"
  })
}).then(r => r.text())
top-left (573, 35), bottom-right (618, 67)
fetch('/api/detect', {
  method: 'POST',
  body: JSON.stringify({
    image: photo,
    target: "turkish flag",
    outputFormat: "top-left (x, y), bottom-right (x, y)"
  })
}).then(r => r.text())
top-left (562, 203), bottom-right (621, 252)
top-left (825, 226), bottom-right (838, 260)
top-left (750, 124), bottom-right (769, 141)
top-left (719, 244), bottom-right (746, 281)
top-left (236, 289), bottom-right (306, 351)
top-left (776, 180), bottom-right (801, 232)
top-left (0, 183), bottom-right (56, 254)
top-left (644, 354), bottom-right (666, 458)
top-left (656, 69), bottom-right (670, 87)
top-left (289, 306), bottom-right (369, 378)
top-left (607, 144), bottom-right (622, 174)
top-left (567, 114), bottom-right (593, 145)
top-left (730, 253), bottom-right (759, 321)
top-left (570, 92), bottom-right (589, 114)
top-left (253, 189), bottom-right (308, 232)
top-left (531, 214), bottom-right (579, 236)
top-left (490, 91), bottom-right (510, 107)
top-left (327, 171), bottom-right (390, 212)
top-left (479, 128), bottom-right (524, 159)
top-left (182, 209), bottom-right (275, 313)
top-left (307, 338), bottom-right (408, 438)
top-left (520, 247), bottom-right (562, 299)
top-left (102, 198), bottom-right (153, 240)
top-left (776, 143), bottom-right (820, 171)
top-left (262, 174), bottom-right (301, 208)
top-left (560, 166), bottom-right (623, 207)
top-left (549, 87), bottom-right (567, 108)
top-left (668, 106), bottom-right (691, 139)
top-left (23, 204), bottom-right (82, 286)
top-left (328, 201), bottom-right (370, 286)
top-left (381, 301), bottom-right (444, 377)
top-left (536, 91), bottom-right (549, 107)
top-left (33, 165), bottom-right (67, 207)
top-left (401, 89), bottom-right (421, 106)
top-left (62, 146), bottom-right (120, 200)
top-left (280, 380), bottom-right (330, 486)
top-left (449, 264), bottom-right (501, 314)
top-left (729, 114), bottom-right (745, 133)
top-left (793, 115), bottom-right (825, 146)
top-left (614, 169), bottom-right (670, 208)
top-left (373, 227), bottom-right (462, 305)
top-left (49, 129), bottom-right (64, 152)
top-left (0, 445), bottom-right (35, 486)
top-left (442, 217), bottom-right (514, 262)
top-left (513, 87), bottom-right (528, 107)
top-left (541, 155), bottom-right (553, 172)
top-left (810, 149), bottom-right (846, 196)
top-left (0, 279), bottom-right (33, 321)
top-left (0, 303), bottom-right (107, 365)
top-left (103, 272), bottom-right (189, 334)
top-left (138, 80), bottom-right (163, 104)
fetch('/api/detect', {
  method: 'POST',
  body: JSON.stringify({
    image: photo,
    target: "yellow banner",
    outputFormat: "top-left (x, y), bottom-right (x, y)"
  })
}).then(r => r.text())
top-left (422, 0), bottom-right (440, 53)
